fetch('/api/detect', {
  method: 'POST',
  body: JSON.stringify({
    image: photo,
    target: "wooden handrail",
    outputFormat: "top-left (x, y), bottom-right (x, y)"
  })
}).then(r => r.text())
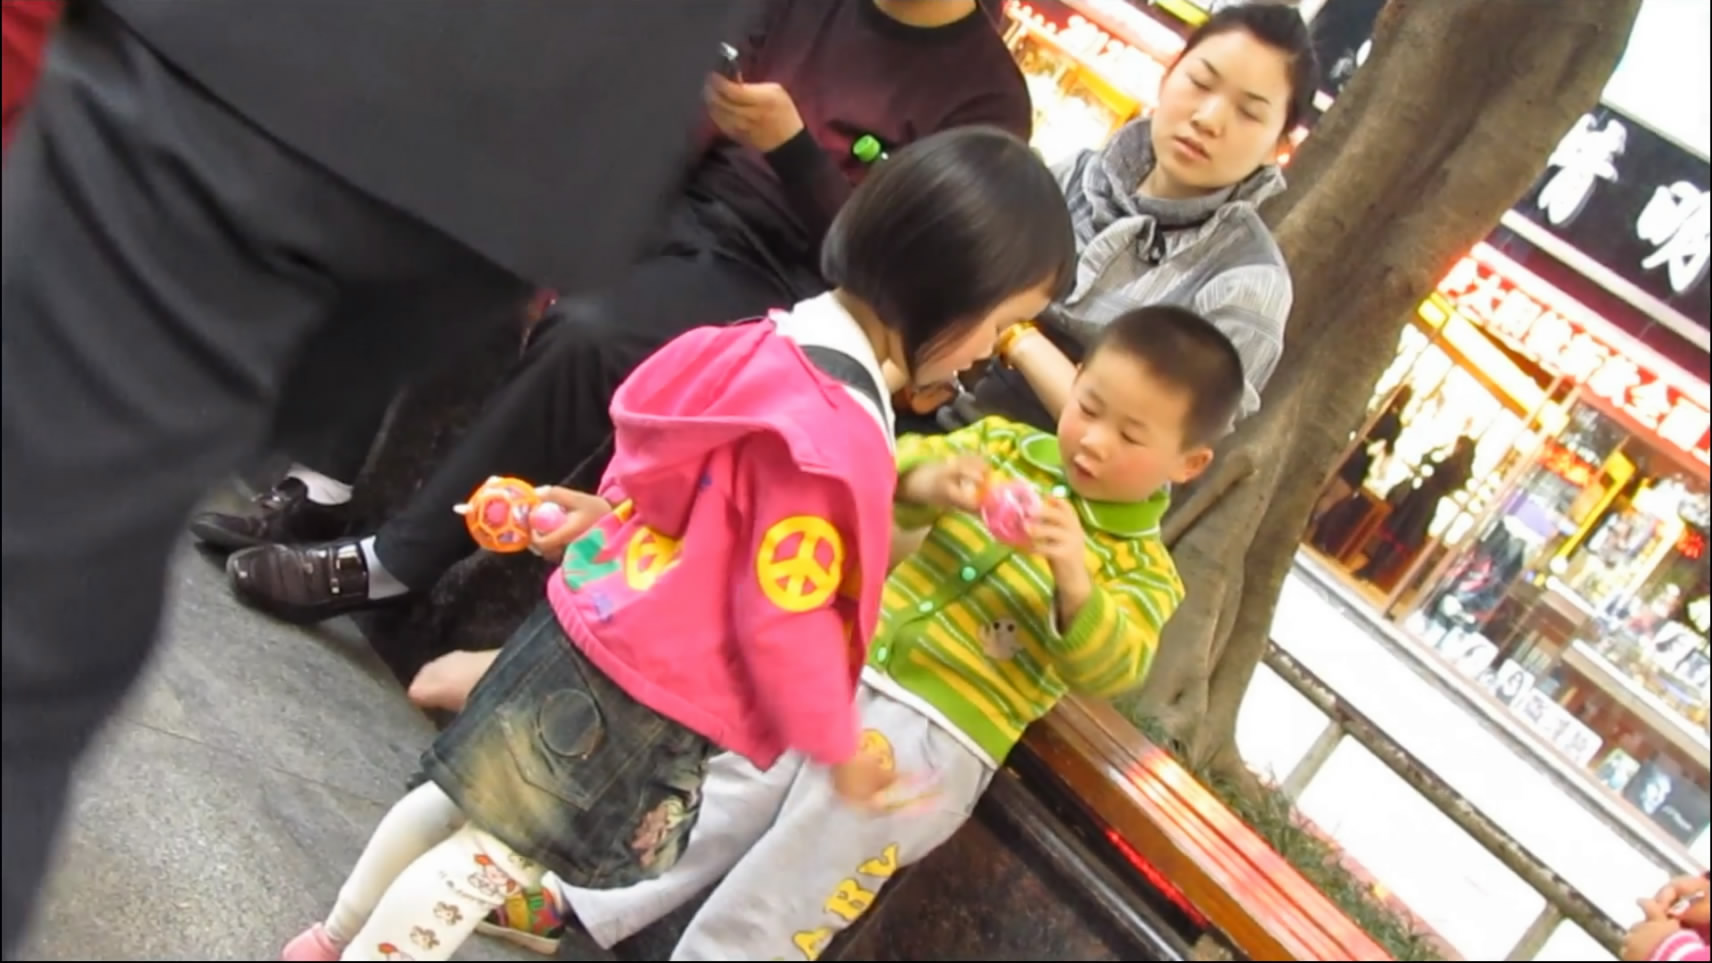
top-left (1020, 696), bottom-right (1393, 962)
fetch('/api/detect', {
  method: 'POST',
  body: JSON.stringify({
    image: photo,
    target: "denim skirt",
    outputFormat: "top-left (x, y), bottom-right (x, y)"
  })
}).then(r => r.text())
top-left (420, 603), bottom-right (713, 889)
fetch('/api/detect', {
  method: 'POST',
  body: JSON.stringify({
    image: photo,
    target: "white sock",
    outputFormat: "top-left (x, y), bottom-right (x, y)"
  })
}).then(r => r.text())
top-left (359, 536), bottom-right (411, 600)
top-left (286, 464), bottom-right (354, 506)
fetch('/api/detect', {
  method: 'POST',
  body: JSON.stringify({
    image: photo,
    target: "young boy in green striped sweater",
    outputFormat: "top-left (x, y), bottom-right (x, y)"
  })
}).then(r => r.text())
top-left (479, 304), bottom-right (1247, 960)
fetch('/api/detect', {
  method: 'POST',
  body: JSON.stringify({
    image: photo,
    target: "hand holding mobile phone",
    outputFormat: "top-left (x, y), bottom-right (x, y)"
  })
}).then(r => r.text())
top-left (715, 42), bottom-right (742, 82)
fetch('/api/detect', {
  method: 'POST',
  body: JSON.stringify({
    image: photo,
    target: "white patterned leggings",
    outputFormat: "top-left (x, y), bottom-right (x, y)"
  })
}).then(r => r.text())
top-left (323, 783), bottom-right (544, 961)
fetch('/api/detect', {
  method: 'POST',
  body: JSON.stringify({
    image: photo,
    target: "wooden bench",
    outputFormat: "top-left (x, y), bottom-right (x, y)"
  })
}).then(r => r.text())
top-left (1020, 697), bottom-right (1393, 961)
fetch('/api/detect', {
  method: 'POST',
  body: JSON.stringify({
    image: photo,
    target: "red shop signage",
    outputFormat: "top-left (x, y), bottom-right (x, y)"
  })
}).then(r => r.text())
top-left (1437, 253), bottom-right (1712, 469)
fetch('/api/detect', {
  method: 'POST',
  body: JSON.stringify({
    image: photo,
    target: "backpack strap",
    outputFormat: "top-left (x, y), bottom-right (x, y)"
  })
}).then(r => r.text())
top-left (799, 344), bottom-right (886, 416)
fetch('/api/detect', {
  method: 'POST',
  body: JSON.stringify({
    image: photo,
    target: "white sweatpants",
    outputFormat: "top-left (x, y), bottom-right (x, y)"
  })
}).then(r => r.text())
top-left (324, 783), bottom-right (546, 961)
top-left (560, 682), bottom-right (994, 961)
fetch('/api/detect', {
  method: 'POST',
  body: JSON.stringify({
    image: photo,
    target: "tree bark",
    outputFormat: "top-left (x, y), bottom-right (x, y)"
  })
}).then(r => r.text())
top-left (1118, 0), bottom-right (1643, 782)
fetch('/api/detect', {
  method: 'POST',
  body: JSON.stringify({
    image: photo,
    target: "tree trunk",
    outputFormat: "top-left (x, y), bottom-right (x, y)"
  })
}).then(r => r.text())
top-left (1118, 0), bottom-right (1643, 784)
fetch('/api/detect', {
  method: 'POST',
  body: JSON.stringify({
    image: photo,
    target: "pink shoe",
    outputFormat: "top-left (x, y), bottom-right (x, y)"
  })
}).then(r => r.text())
top-left (281, 922), bottom-right (344, 961)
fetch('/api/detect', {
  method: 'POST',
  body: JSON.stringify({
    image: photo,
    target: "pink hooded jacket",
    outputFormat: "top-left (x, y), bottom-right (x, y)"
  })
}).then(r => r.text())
top-left (546, 305), bottom-right (896, 769)
top-left (1652, 930), bottom-right (1711, 962)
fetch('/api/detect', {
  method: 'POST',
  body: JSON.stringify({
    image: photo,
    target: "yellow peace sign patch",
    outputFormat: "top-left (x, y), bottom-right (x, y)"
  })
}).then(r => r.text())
top-left (624, 527), bottom-right (682, 591)
top-left (755, 515), bottom-right (844, 613)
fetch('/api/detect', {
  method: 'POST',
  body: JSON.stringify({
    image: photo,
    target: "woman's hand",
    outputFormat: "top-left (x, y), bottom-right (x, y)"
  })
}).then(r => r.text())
top-left (704, 75), bottom-right (805, 153)
top-left (529, 487), bottom-right (613, 562)
top-left (897, 454), bottom-right (989, 513)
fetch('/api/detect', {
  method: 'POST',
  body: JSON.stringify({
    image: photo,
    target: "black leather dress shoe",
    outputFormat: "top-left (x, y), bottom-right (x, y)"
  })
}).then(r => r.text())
top-left (189, 477), bottom-right (353, 552)
top-left (227, 538), bottom-right (399, 625)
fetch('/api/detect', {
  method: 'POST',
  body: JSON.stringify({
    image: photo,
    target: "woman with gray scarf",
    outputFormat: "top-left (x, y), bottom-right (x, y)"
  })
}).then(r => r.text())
top-left (944, 2), bottom-right (1320, 433)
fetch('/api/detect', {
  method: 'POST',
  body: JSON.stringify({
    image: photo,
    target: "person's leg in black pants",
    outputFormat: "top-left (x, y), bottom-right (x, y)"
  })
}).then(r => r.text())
top-left (0, 15), bottom-right (535, 953)
top-left (185, 379), bottom-right (396, 552)
top-left (225, 241), bottom-right (789, 624)
top-left (186, 288), bottom-right (542, 553)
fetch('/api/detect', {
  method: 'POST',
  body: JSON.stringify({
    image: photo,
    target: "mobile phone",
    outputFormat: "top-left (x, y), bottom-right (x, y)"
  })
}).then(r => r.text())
top-left (715, 42), bottom-right (742, 82)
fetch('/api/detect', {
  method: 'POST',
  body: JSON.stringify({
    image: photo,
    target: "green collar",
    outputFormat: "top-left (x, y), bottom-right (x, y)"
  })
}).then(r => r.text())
top-left (1017, 433), bottom-right (1168, 538)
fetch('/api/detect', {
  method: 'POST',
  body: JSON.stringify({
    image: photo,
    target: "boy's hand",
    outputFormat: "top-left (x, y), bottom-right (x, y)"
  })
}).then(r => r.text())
top-left (530, 487), bottom-right (613, 562)
top-left (1029, 497), bottom-right (1093, 614)
top-left (1028, 496), bottom-right (1088, 577)
top-left (898, 454), bottom-right (988, 513)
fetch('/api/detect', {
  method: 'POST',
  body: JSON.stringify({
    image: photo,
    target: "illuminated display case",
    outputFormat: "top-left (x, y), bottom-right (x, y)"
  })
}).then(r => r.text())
top-left (1321, 233), bottom-right (1710, 791)
top-left (1001, 0), bottom-right (1183, 165)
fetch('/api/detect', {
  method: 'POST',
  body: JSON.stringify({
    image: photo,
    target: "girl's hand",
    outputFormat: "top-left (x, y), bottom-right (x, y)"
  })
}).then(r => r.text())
top-left (407, 649), bottom-right (499, 713)
top-left (898, 454), bottom-right (989, 513)
top-left (1654, 874), bottom-right (1711, 928)
top-left (831, 750), bottom-right (897, 810)
top-left (1621, 917), bottom-right (1685, 961)
top-left (529, 487), bottom-right (613, 562)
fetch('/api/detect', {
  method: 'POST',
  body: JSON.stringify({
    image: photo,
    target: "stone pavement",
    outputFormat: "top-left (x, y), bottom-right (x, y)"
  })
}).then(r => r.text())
top-left (14, 521), bottom-right (534, 960)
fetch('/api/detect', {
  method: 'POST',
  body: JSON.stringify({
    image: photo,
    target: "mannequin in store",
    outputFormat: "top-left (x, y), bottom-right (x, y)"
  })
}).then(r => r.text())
top-left (199, 0), bottom-right (1037, 627)
top-left (1355, 434), bottom-right (1480, 587)
top-left (1312, 384), bottom-right (1413, 525)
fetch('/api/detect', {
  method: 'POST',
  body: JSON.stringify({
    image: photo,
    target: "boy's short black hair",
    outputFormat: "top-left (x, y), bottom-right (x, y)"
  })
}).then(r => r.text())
top-left (1088, 305), bottom-right (1246, 446)
top-left (821, 126), bottom-right (1078, 374)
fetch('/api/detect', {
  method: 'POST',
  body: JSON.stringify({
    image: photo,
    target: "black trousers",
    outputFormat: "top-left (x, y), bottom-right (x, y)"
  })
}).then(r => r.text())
top-left (0, 13), bottom-right (539, 953)
top-left (368, 207), bottom-right (791, 591)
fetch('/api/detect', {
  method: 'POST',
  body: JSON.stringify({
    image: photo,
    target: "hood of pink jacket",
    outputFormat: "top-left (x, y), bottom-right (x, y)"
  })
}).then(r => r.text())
top-left (604, 319), bottom-right (876, 538)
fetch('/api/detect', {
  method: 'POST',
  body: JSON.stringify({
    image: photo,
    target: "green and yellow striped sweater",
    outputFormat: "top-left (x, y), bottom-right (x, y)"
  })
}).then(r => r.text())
top-left (870, 416), bottom-right (1183, 763)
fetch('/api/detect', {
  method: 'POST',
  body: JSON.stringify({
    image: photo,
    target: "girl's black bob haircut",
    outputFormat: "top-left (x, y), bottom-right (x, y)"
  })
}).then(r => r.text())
top-left (820, 125), bottom-right (1078, 374)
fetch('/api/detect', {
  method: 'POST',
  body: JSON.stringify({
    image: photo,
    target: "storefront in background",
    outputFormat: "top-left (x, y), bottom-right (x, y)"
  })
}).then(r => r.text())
top-left (1318, 257), bottom-right (1711, 844)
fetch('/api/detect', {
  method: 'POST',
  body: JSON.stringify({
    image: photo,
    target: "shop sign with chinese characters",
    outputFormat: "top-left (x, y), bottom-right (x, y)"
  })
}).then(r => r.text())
top-left (1522, 102), bottom-right (1710, 331)
top-left (1438, 255), bottom-right (1712, 469)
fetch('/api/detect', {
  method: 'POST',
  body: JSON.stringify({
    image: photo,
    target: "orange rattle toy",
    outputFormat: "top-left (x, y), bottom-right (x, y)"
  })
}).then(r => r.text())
top-left (454, 475), bottom-right (567, 553)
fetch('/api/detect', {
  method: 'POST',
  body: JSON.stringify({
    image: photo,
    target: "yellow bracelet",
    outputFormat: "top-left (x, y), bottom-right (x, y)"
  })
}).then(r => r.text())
top-left (996, 321), bottom-right (1040, 366)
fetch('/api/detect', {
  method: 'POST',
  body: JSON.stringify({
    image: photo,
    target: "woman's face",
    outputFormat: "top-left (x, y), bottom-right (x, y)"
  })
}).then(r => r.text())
top-left (908, 283), bottom-right (1055, 387)
top-left (1149, 28), bottom-right (1295, 197)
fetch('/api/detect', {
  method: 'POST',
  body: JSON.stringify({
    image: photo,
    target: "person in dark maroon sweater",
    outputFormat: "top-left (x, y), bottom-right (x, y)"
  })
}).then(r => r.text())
top-left (211, 0), bottom-right (1032, 625)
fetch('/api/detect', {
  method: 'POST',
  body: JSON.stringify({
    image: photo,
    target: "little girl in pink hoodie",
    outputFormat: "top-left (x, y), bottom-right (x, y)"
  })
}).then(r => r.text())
top-left (282, 125), bottom-right (1078, 961)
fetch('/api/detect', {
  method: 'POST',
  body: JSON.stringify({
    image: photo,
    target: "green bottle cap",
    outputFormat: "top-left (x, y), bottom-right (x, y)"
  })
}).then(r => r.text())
top-left (852, 134), bottom-right (884, 164)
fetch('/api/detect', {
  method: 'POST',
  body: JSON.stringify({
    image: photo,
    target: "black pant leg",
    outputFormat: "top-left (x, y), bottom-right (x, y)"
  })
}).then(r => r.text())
top-left (272, 392), bottom-right (394, 483)
top-left (0, 12), bottom-right (527, 953)
top-left (271, 286), bottom-right (537, 484)
top-left (372, 250), bottom-right (789, 590)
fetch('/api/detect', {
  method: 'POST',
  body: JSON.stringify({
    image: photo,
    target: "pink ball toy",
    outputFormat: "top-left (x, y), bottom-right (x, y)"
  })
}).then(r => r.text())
top-left (529, 501), bottom-right (568, 535)
top-left (980, 479), bottom-right (1041, 548)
